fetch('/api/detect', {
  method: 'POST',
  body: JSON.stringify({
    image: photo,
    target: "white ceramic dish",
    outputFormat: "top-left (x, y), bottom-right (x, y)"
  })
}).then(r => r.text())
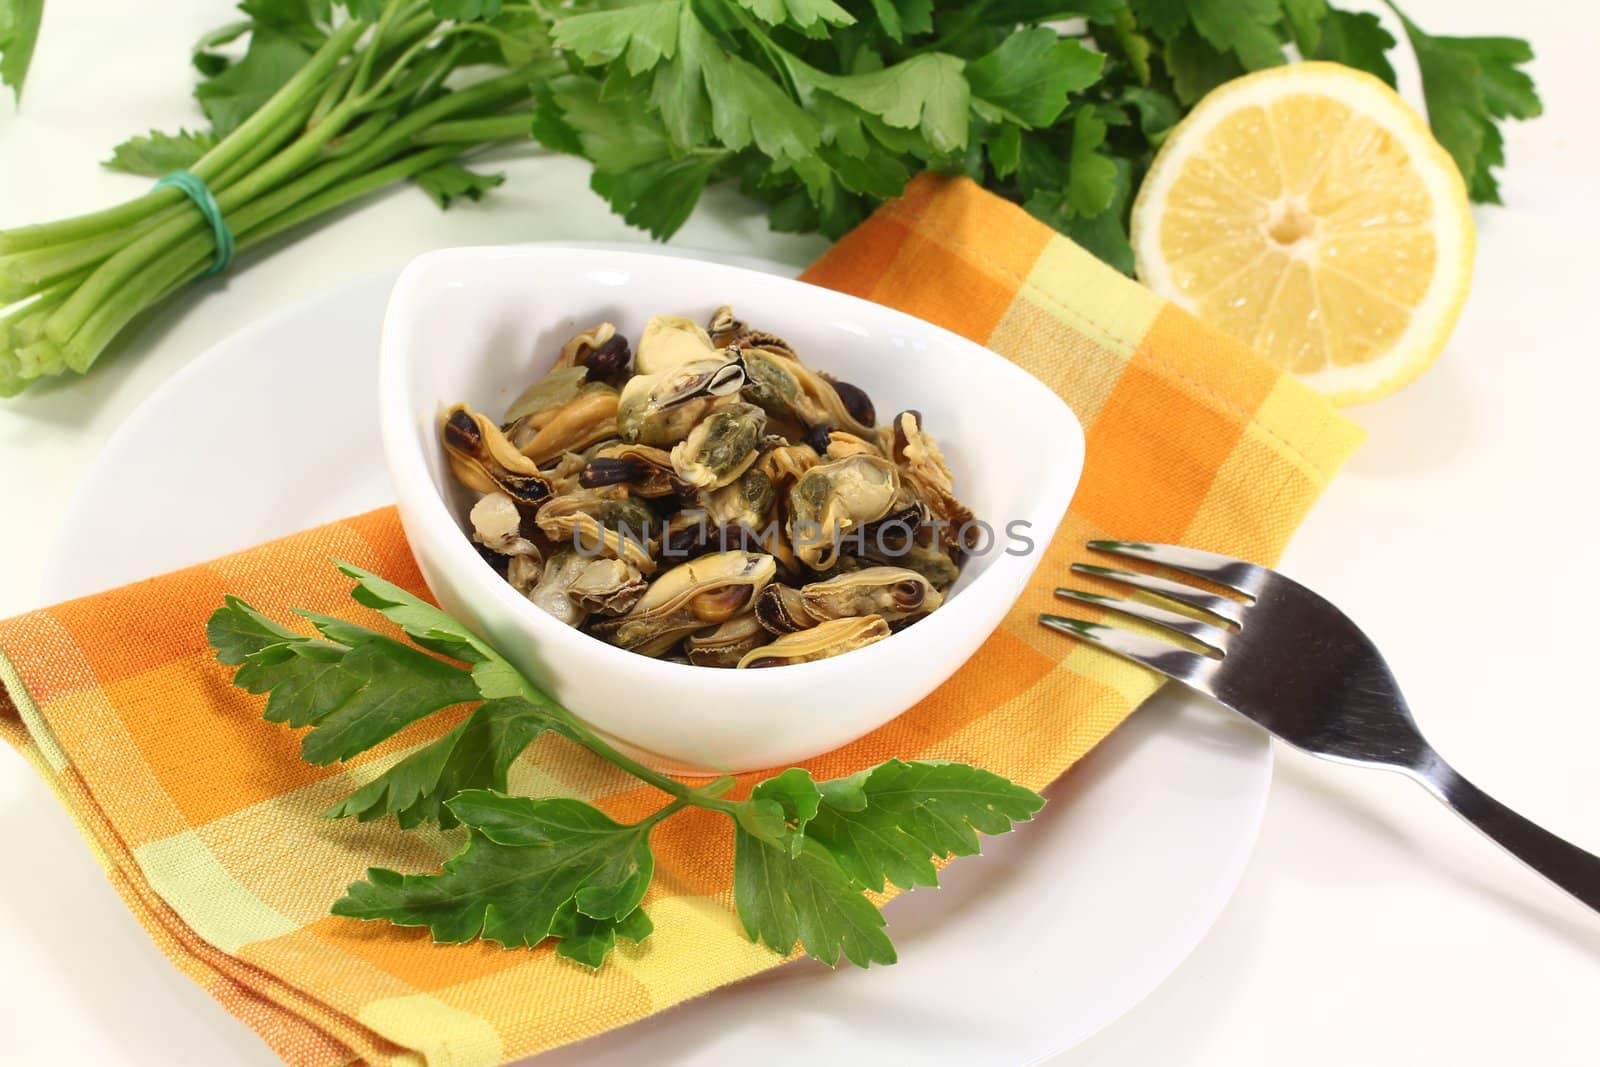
top-left (378, 245), bottom-right (1086, 773)
top-left (32, 251), bottom-right (1269, 1064)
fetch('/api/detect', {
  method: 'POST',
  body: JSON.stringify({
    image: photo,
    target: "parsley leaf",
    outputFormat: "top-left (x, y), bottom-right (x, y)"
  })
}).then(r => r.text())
top-left (733, 831), bottom-right (897, 967)
top-left (1315, 9), bottom-right (1396, 85)
top-left (324, 697), bottom-right (558, 828)
top-left (804, 53), bottom-right (970, 154)
top-left (413, 161), bottom-right (506, 209)
top-left (805, 760), bottom-right (1045, 892)
top-left (334, 790), bottom-right (655, 962)
top-left (103, 128), bottom-right (222, 176)
top-left (966, 28), bottom-right (1104, 128)
top-left (0, 0), bottom-right (43, 103)
top-left (1393, 3), bottom-right (1540, 202)
top-left (1187, 0), bottom-right (1284, 71)
top-left (208, 594), bottom-right (484, 766)
top-left (195, 27), bottom-right (315, 136)
top-left (552, 2), bottom-right (682, 75)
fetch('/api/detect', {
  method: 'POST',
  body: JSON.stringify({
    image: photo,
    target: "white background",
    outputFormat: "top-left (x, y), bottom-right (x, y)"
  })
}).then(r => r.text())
top-left (1, 1), bottom-right (1596, 1064)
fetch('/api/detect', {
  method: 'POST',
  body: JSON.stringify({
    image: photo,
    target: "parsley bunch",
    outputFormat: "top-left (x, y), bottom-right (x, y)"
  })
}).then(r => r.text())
top-left (208, 562), bottom-right (1044, 967)
top-left (1, 0), bottom-right (1538, 396)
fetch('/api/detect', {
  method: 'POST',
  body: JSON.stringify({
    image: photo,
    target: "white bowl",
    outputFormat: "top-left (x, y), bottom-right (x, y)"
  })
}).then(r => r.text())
top-left (379, 246), bottom-right (1085, 773)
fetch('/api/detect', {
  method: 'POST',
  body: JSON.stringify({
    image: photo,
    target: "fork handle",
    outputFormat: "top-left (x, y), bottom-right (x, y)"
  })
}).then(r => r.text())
top-left (1414, 757), bottom-right (1600, 913)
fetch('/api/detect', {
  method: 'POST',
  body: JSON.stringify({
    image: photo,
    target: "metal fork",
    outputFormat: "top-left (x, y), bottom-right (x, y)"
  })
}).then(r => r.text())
top-left (1041, 540), bottom-right (1600, 913)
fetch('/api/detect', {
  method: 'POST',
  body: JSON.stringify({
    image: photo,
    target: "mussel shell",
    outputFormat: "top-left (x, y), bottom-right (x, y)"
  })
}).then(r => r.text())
top-left (736, 614), bottom-right (890, 668)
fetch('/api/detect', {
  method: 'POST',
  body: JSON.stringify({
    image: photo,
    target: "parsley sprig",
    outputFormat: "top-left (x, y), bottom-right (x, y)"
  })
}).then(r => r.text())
top-left (1, 0), bottom-right (1539, 396)
top-left (207, 562), bottom-right (1045, 968)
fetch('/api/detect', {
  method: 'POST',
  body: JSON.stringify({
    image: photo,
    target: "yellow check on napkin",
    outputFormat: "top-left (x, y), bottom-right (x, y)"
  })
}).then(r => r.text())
top-left (0, 175), bottom-right (1362, 1066)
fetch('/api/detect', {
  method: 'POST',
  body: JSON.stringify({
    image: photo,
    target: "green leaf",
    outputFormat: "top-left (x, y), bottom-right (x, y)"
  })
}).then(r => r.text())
top-left (413, 161), bottom-right (505, 209)
top-left (323, 697), bottom-right (558, 828)
top-left (733, 830), bottom-right (896, 968)
top-left (1186, 0), bottom-right (1284, 71)
top-left (335, 562), bottom-right (531, 701)
top-left (592, 156), bottom-right (718, 240)
top-left (1110, 8), bottom-right (1153, 85)
top-left (986, 122), bottom-right (1021, 179)
top-left (1280, 0), bottom-right (1326, 57)
top-left (343, 0), bottom-right (388, 19)
top-left (239, 0), bottom-right (332, 48)
top-left (430, 0), bottom-right (503, 20)
top-left (195, 27), bottom-right (314, 136)
top-left (208, 594), bottom-right (484, 766)
top-left (808, 53), bottom-right (970, 154)
top-left (1313, 9), bottom-right (1396, 86)
top-left (1394, 6), bottom-right (1540, 203)
top-left (553, 2), bottom-right (681, 75)
top-left (0, 0), bottom-right (44, 102)
top-left (334, 791), bottom-right (655, 961)
top-left (1066, 108), bottom-right (1118, 217)
top-left (1163, 26), bottom-right (1244, 106)
top-left (729, 0), bottom-right (856, 32)
top-left (965, 29), bottom-right (1104, 128)
top-left (1028, 156), bottom-right (1137, 275)
top-left (291, 613), bottom-right (483, 764)
top-left (698, 47), bottom-right (820, 163)
top-left (1118, 85), bottom-right (1181, 143)
top-left (805, 759), bottom-right (1045, 893)
top-left (1128, 0), bottom-right (1187, 42)
top-left (752, 767), bottom-right (823, 828)
top-left (864, 0), bottom-right (932, 43)
top-left (191, 19), bottom-right (251, 77)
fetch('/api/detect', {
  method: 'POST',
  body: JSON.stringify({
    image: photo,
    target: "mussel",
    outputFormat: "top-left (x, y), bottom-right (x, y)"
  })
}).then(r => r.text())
top-left (635, 314), bottom-right (718, 375)
top-left (754, 583), bottom-right (816, 635)
top-left (787, 453), bottom-right (901, 570)
top-left (684, 611), bottom-right (770, 668)
top-left (890, 410), bottom-right (976, 551)
top-left (534, 491), bottom-right (659, 574)
top-left (800, 566), bottom-right (943, 624)
top-left (468, 492), bottom-right (540, 558)
top-left (441, 403), bottom-right (553, 507)
top-left (672, 402), bottom-right (767, 490)
top-left (736, 614), bottom-right (890, 668)
top-left (591, 551), bottom-right (776, 656)
top-left (617, 356), bottom-right (748, 446)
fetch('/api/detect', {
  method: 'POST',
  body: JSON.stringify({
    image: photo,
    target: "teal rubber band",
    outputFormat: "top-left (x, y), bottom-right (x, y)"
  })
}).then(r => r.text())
top-left (154, 170), bottom-right (234, 277)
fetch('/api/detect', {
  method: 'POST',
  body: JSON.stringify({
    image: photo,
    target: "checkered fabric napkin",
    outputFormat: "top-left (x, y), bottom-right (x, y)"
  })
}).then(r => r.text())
top-left (0, 174), bottom-right (1361, 1066)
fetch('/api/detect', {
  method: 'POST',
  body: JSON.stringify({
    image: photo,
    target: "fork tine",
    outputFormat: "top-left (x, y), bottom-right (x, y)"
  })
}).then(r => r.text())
top-left (1055, 588), bottom-right (1229, 655)
top-left (1039, 615), bottom-right (1218, 690)
top-left (1071, 563), bottom-right (1247, 626)
top-left (1086, 540), bottom-right (1268, 598)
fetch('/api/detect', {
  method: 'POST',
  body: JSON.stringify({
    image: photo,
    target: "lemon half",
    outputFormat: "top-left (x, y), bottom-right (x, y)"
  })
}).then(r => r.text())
top-left (1130, 62), bottom-right (1475, 405)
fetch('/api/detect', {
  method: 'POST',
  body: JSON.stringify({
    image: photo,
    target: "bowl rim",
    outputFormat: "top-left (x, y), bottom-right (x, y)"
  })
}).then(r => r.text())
top-left (378, 243), bottom-right (1085, 690)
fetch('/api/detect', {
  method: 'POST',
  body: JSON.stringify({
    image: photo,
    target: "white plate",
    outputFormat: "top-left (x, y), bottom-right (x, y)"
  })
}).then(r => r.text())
top-left (41, 247), bottom-right (1271, 1066)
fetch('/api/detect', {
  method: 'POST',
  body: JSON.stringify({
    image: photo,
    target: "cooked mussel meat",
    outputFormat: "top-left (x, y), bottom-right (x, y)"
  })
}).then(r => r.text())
top-left (617, 355), bottom-right (747, 446)
top-left (787, 453), bottom-right (901, 570)
top-left (672, 402), bottom-right (767, 490)
top-left (684, 611), bottom-right (770, 668)
top-left (591, 551), bottom-right (775, 656)
top-left (800, 566), bottom-right (943, 624)
top-left (736, 614), bottom-right (890, 668)
top-left (442, 309), bottom-right (973, 666)
top-left (442, 403), bottom-right (553, 507)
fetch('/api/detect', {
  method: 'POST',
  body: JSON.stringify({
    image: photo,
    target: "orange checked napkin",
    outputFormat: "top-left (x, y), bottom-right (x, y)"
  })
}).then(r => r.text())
top-left (0, 175), bottom-right (1362, 1066)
